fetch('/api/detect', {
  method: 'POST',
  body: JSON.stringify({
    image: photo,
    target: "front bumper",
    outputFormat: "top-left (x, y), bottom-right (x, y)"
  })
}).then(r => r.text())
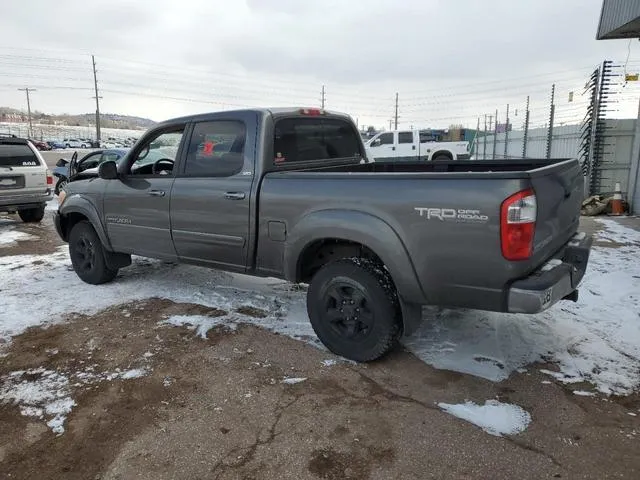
top-left (0, 190), bottom-right (53, 211)
top-left (507, 231), bottom-right (593, 314)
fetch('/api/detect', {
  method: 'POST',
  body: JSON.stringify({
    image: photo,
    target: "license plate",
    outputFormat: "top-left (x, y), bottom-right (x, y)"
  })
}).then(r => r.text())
top-left (0, 178), bottom-right (16, 186)
top-left (542, 288), bottom-right (553, 308)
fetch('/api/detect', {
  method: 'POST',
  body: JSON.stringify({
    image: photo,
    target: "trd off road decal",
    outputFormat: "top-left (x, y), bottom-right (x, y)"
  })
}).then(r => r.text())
top-left (414, 207), bottom-right (489, 223)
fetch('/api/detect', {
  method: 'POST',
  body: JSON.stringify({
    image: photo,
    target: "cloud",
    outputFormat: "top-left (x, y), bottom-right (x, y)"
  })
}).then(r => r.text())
top-left (0, 0), bottom-right (637, 127)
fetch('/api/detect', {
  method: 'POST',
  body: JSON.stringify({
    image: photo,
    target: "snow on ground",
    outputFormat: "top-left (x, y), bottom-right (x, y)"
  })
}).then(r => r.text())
top-left (438, 400), bottom-right (531, 437)
top-left (0, 218), bottom-right (639, 396)
top-left (0, 228), bottom-right (37, 246)
top-left (405, 219), bottom-right (640, 395)
top-left (164, 315), bottom-right (238, 339)
top-left (0, 366), bottom-right (149, 435)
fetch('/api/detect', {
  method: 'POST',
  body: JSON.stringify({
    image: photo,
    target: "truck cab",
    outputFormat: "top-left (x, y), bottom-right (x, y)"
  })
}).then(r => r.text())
top-left (365, 129), bottom-right (470, 162)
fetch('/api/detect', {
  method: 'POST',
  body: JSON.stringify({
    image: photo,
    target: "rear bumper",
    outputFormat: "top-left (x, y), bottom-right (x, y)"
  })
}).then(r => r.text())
top-left (0, 190), bottom-right (53, 210)
top-left (507, 231), bottom-right (593, 314)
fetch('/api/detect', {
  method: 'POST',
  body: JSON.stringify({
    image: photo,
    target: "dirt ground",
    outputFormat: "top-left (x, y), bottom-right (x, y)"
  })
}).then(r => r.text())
top-left (1, 211), bottom-right (640, 479)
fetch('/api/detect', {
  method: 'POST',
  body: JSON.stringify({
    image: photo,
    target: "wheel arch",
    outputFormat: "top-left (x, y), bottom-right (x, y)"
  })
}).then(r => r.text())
top-left (431, 150), bottom-right (453, 160)
top-left (58, 196), bottom-right (112, 250)
top-left (285, 209), bottom-right (426, 308)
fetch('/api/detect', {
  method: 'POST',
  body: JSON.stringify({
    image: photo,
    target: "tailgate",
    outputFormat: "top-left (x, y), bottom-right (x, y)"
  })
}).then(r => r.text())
top-left (0, 142), bottom-right (47, 196)
top-left (530, 159), bottom-right (583, 261)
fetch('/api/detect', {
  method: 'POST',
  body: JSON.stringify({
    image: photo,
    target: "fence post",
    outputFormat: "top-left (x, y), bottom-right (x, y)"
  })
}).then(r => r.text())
top-left (504, 104), bottom-right (510, 159)
top-left (474, 117), bottom-right (480, 158)
top-left (546, 84), bottom-right (555, 159)
top-left (483, 114), bottom-right (487, 160)
top-left (522, 96), bottom-right (530, 158)
top-left (492, 109), bottom-right (498, 159)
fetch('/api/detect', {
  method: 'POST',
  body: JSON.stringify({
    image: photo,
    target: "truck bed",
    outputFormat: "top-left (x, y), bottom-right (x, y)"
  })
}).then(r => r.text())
top-left (277, 157), bottom-right (574, 176)
top-left (259, 157), bottom-right (584, 311)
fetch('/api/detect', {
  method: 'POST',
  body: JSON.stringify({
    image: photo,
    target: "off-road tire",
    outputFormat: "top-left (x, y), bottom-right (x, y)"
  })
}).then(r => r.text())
top-left (307, 257), bottom-right (401, 362)
top-left (69, 220), bottom-right (118, 285)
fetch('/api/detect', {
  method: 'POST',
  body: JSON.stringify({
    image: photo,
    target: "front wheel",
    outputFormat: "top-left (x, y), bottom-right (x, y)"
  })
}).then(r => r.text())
top-left (307, 257), bottom-right (401, 362)
top-left (69, 221), bottom-right (118, 284)
top-left (18, 205), bottom-right (45, 223)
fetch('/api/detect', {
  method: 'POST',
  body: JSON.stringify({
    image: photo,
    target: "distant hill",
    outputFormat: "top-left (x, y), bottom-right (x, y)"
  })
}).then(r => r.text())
top-left (0, 107), bottom-right (156, 130)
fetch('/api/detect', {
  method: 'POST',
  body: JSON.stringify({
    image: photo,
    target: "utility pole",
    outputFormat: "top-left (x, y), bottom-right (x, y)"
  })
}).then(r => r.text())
top-left (17, 87), bottom-right (36, 139)
top-left (389, 119), bottom-right (393, 130)
top-left (321, 85), bottom-right (326, 109)
top-left (394, 92), bottom-right (399, 130)
top-left (92, 55), bottom-right (102, 144)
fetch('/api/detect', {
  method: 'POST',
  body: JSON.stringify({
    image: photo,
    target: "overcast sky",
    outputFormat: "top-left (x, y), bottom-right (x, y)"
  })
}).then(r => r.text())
top-left (0, 0), bottom-right (638, 130)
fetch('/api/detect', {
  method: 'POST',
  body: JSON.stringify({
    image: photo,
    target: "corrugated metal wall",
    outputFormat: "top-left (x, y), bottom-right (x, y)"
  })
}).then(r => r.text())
top-left (597, 0), bottom-right (640, 39)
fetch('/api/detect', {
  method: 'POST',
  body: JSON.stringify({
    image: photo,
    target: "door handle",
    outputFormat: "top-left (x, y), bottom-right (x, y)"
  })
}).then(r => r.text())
top-left (224, 192), bottom-right (246, 200)
top-left (392, 146), bottom-right (396, 151)
top-left (148, 189), bottom-right (165, 197)
top-left (412, 145), bottom-right (416, 150)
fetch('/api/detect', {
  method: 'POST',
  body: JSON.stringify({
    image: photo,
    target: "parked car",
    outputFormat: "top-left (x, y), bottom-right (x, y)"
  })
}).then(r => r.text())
top-left (47, 140), bottom-right (66, 149)
top-left (365, 129), bottom-right (470, 162)
top-left (1, 135), bottom-right (53, 222)
top-left (79, 138), bottom-right (94, 148)
top-left (52, 148), bottom-right (128, 194)
top-left (54, 107), bottom-right (592, 362)
top-left (62, 138), bottom-right (83, 148)
top-left (29, 139), bottom-right (52, 151)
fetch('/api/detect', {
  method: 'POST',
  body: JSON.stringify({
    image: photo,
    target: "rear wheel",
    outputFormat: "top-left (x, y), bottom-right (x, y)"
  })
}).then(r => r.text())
top-left (307, 257), bottom-right (401, 362)
top-left (18, 205), bottom-right (45, 223)
top-left (433, 153), bottom-right (452, 161)
top-left (69, 221), bottom-right (118, 284)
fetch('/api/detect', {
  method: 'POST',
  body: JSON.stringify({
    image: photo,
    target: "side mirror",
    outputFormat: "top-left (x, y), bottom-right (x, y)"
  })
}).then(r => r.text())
top-left (371, 138), bottom-right (381, 147)
top-left (98, 160), bottom-right (118, 180)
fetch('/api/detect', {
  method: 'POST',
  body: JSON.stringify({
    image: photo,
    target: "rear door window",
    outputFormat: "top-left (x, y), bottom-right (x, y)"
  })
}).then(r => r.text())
top-left (398, 132), bottom-right (414, 144)
top-left (273, 117), bottom-right (363, 164)
top-left (0, 143), bottom-right (41, 167)
top-left (183, 121), bottom-right (246, 177)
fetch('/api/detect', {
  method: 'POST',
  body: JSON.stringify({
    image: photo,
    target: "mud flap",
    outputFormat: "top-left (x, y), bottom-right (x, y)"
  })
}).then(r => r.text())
top-left (399, 299), bottom-right (423, 337)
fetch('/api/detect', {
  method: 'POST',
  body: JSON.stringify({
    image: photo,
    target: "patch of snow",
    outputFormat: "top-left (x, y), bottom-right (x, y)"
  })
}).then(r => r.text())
top-left (45, 199), bottom-right (58, 211)
top-left (405, 220), bottom-right (640, 395)
top-left (282, 377), bottom-right (307, 385)
top-left (573, 390), bottom-right (597, 397)
top-left (163, 314), bottom-right (237, 339)
top-left (593, 218), bottom-right (640, 245)
top-left (541, 259), bottom-right (563, 272)
top-left (118, 368), bottom-right (147, 380)
top-left (438, 400), bottom-right (531, 437)
top-left (322, 359), bottom-right (337, 367)
top-left (0, 369), bottom-right (74, 435)
top-left (628, 412), bottom-right (637, 417)
top-left (0, 229), bottom-right (37, 246)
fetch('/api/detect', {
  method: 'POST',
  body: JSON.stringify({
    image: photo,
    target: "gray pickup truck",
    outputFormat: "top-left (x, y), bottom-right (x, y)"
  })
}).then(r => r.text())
top-left (54, 107), bottom-right (592, 362)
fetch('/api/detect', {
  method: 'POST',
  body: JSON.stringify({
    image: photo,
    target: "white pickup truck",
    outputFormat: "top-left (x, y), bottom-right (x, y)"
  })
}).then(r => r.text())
top-left (365, 129), bottom-right (470, 162)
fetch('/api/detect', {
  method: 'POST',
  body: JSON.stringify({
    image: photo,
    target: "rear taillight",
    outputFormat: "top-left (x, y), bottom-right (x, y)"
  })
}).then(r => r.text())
top-left (500, 189), bottom-right (537, 261)
top-left (46, 169), bottom-right (53, 185)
